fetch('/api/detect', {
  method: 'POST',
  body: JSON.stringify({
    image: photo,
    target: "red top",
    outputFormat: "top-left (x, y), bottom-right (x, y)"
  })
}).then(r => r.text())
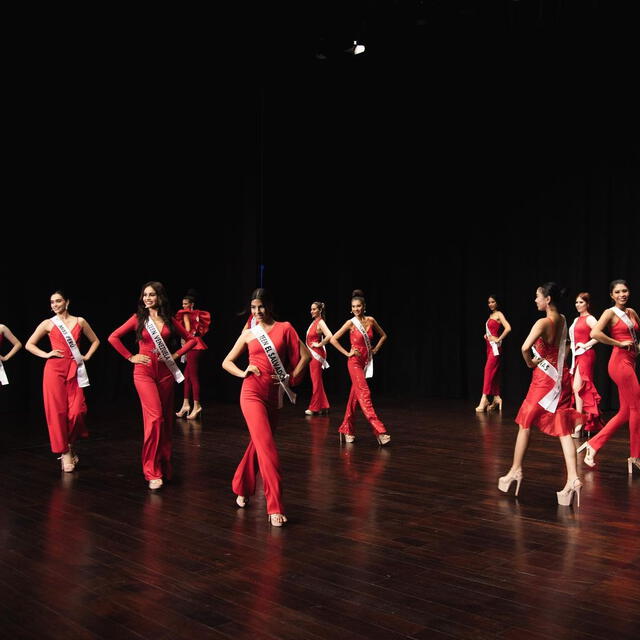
top-left (611, 311), bottom-right (639, 346)
top-left (349, 320), bottom-right (373, 367)
top-left (108, 314), bottom-right (196, 360)
top-left (573, 315), bottom-right (594, 345)
top-left (306, 318), bottom-right (327, 359)
top-left (242, 322), bottom-right (302, 399)
top-left (49, 322), bottom-right (83, 359)
top-left (174, 309), bottom-right (210, 351)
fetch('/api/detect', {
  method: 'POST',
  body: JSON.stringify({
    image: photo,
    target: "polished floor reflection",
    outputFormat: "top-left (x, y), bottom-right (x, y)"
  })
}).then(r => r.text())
top-left (1, 399), bottom-right (638, 639)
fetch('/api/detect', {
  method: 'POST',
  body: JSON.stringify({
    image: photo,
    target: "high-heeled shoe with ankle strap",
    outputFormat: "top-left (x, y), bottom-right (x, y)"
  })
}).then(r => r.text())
top-left (268, 513), bottom-right (287, 527)
top-left (557, 478), bottom-right (583, 506)
top-left (577, 441), bottom-right (596, 467)
top-left (488, 398), bottom-right (502, 412)
top-left (498, 469), bottom-right (523, 496)
top-left (628, 457), bottom-right (640, 474)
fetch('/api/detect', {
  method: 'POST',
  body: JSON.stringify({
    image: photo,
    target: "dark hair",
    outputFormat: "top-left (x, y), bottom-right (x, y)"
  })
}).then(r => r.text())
top-left (576, 291), bottom-right (591, 311)
top-left (609, 279), bottom-right (630, 293)
top-left (249, 288), bottom-right (275, 317)
top-left (351, 289), bottom-right (366, 308)
top-left (311, 301), bottom-right (326, 319)
top-left (182, 288), bottom-right (198, 305)
top-left (51, 289), bottom-right (68, 301)
top-left (487, 294), bottom-right (500, 313)
top-left (538, 282), bottom-right (567, 306)
top-left (135, 281), bottom-right (175, 342)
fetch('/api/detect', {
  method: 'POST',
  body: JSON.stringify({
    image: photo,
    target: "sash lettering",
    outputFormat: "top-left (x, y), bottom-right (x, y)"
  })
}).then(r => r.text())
top-left (144, 318), bottom-right (185, 383)
top-left (611, 306), bottom-right (639, 348)
top-left (51, 317), bottom-right (90, 388)
top-left (531, 317), bottom-right (568, 413)
top-left (251, 324), bottom-right (296, 407)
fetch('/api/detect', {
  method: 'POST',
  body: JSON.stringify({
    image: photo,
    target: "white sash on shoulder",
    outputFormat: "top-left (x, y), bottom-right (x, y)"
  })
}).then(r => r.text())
top-left (611, 306), bottom-right (639, 347)
top-left (569, 316), bottom-right (594, 374)
top-left (306, 321), bottom-right (329, 370)
top-left (251, 324), bottom-right (296, 407)
top-left (0, 358), bottom-right (8, 386)
top-left (144, 318), bottom-right (184, 383)
top-left (531, 317), bottom-right (567, 413)
top-left (51, 317), bottom-right (90, 388)
top-left (351, 316), bottom-right (373, 378)
top-left (485, 320), bottom-right (501, 357)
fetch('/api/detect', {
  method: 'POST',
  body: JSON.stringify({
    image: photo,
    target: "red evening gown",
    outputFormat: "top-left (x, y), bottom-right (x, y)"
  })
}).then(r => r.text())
top-left (482, 317), bottom-right (503, 396)
top-left (306, 318), bottom-right (330, 413)
top-left (571, 315), bottom-right (602, 433)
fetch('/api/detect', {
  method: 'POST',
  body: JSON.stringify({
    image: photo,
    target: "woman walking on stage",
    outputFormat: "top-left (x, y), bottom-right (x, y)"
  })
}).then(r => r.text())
top-left (0, 323), bottom-right (23, 386)
top-left (109, 282), bottom-right (197, 490)
top-left (569, 292), bottom-right (602, 439)
top-left (330, 289), bottom-right (391, 445)
top-left (25, 290), bottom-right (100, 472)
top-left (476, 294), bottom-right (511, 412)
top-left (498, 283), bottom-right (584, 505)
top-left (174, 290), bottom-right (211, 420)
top-left (578, 279), bottom-right (639, 474)
top-left (223, 288), bottom-right (310, 527)
top-left (305, 301), bottom-right (332, 416)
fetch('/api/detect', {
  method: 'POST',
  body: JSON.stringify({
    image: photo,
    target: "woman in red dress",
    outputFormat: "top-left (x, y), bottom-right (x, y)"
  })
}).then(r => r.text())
top-left (578, 279), bottom-right (639, 474)
top-left (223, 288), bottom-right (310, 526)
top-left (0, 323), bottom-right (22, 386)
top-left (109, 282), bottom-right (197, 490)
top-left (174, 290), bottom-right (211, 420)
top-left (25, 290), bottom-right (100, 472)
top-left (498, 283), bottom-right (584, 505)
top-left (305, 301), bottom-right (332, 416)
top-left (569, 292), bottom-right (602, 439)
top-left (330, 289), bottom-right (391, 445)
top-left (476, 294), bottom-right (511, 412)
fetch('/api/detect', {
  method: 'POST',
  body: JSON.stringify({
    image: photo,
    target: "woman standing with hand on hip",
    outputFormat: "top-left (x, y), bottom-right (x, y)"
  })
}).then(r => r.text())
top-left (498, 283), bottom-right (584, 506)
top-left (109, 282), bottom-right (197, 490)
top-left (330, 289), bottom-right (391, 446)
top-left (305, 301), bottom-right (332, 416)
top-left (568, 292), bottom-right (602, 439)
top-left (476, 294), bottom-right (511, 413)
top-left (0, 323), bottom-right (22, 387)
top-left (25, 290), bottom-right (100, 472)
top-left (223, 288), bottom-right (310, 527)
top-left (578, 279), bottom-right (639, 474)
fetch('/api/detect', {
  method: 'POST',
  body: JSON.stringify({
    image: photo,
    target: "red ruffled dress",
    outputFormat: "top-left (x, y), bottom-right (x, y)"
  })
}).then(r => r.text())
top-left (571, 315), bottom-right (603, 432)
top-left (515, 320), bottom-right (583, 436)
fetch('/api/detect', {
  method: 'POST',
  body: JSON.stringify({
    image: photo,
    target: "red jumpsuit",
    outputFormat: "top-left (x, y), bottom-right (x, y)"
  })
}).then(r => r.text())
top-left (571, 315), bottom-right (602, 432)
top-left (109, 315), bottom-right (196, 480)
top-left (174, 309), bottom-right (210, 403)
top-left (306, 318), bottom-right (330, 413)
top-left (482, 317), bottom-right (503, 396)
top-left (515, 318), bottom-right (583, 436)
top-left (43, 323), bottom-right (88, 454)
top-left (587, 315), bottom-right (640, 457)
top-left (338, 322), bottom-right (387, 437)
top-left (232, 322), bottom-right (301, 515)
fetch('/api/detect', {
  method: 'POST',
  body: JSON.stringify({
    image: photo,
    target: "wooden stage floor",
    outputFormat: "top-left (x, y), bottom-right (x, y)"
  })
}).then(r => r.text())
top-left (1, 399), bottom-right (638, 639)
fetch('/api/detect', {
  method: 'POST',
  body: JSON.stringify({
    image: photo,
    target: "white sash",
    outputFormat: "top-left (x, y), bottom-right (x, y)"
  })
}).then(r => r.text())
top-left (351, 316), bottom-right (373, 378)
top-left (531, 317), bottom-right (567, 413)
top-left (0, 358), bottom-right (8, 386)
top-left (144, 318), bottom-right (184, 383)
top-left (306, 321), bottom-right (329, 370)
top-left (251, 324), bottom-right (296, 407)
top-left (50, 317), bottom-right (90, 388)
top-left (611, 306), bottom-right (639, 347)
top-left (485, 319), bottom-right (501, 357)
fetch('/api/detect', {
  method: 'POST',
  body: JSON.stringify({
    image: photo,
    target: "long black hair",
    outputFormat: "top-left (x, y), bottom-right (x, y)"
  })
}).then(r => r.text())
top-left (135, 281), bottom-right (175, 342)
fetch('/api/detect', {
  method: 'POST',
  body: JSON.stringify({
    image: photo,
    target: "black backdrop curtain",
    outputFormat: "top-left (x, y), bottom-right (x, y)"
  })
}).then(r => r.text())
top-left (1, 4), bottom-right (638, 421)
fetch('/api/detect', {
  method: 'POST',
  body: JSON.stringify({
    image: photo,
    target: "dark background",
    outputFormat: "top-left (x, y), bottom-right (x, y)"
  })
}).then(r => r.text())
top-left (2, 2), bottom-right (638, 421)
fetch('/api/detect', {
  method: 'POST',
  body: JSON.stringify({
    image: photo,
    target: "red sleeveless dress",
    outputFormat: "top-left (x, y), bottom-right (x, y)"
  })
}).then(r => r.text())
top-left (482, 317), bottom-right (503, 395)
top-left (515, 319), bottom-right (583, 437)
top-left (306, 318), bottom-right (330, 412)
top-left (571, 315), bottom-right (602, 432)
